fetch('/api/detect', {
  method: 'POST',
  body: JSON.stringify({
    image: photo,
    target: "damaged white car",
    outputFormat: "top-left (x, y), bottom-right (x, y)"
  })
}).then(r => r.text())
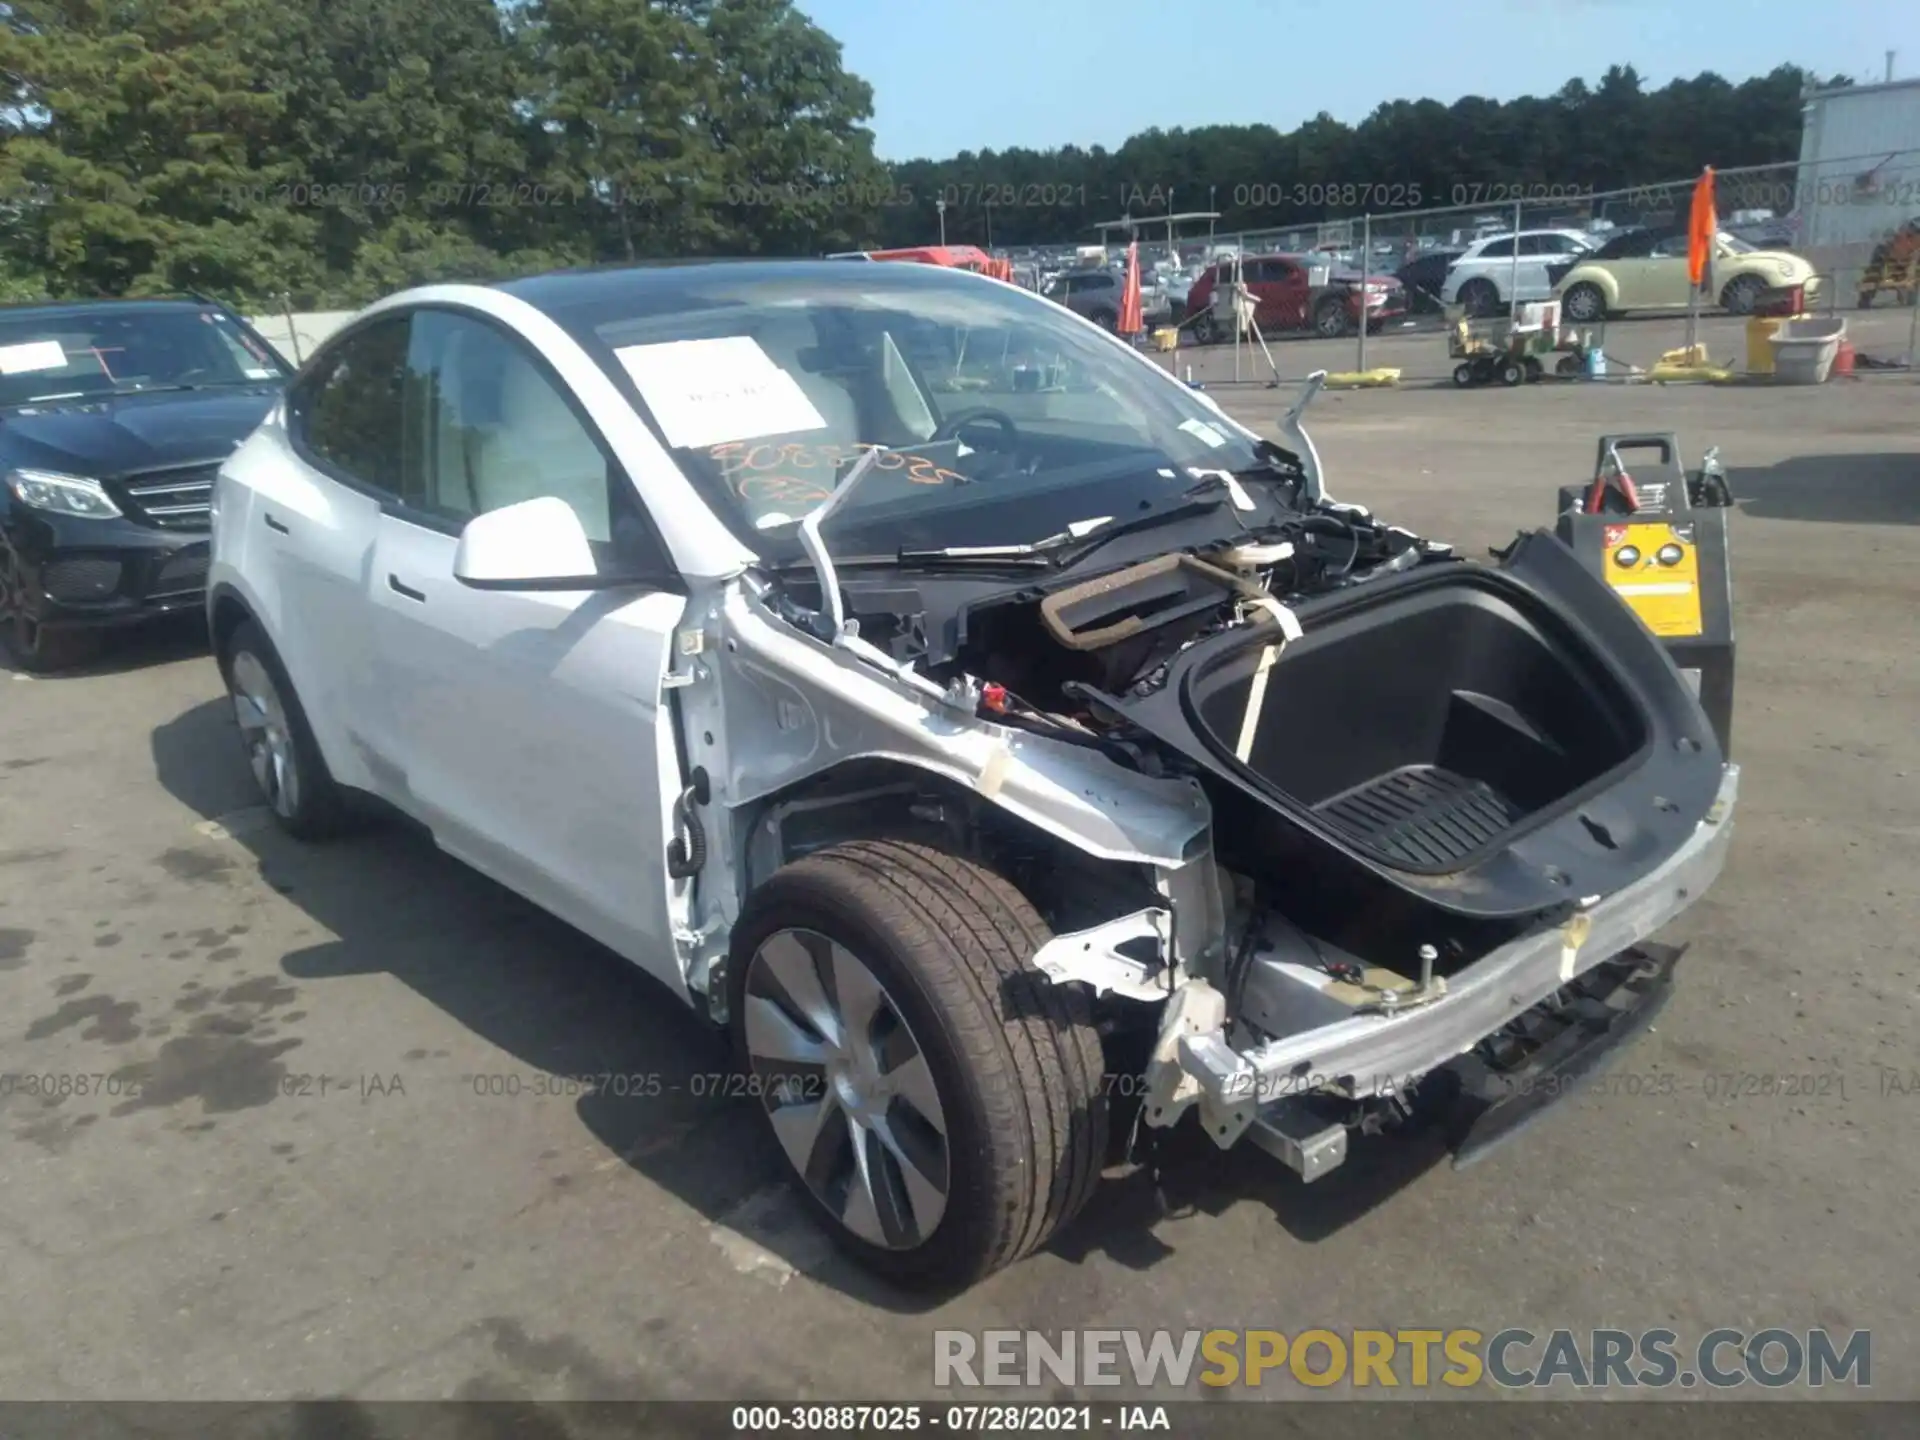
top-left (207, 262), bottom-right (1738, 1289)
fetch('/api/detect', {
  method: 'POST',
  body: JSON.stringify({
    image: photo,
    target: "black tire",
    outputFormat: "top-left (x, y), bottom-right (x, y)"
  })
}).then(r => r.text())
top-left (1451, 362), bottom-right (1476, 388)
top-left (728, 839), bottom-right (1108, 1291)
top-left (1720, 274), bottom-right (1766, 315)
top-left (1314, 299), bottom-right (1351, 338)
top-left (1498, 358), bottom-right (1525, 387)
top-left (1458, 278), bottom-right (1500, 318)
top-left (1555, 355), bottom-right (1581, 377)
top-left (0, 545), bottom-right (101, 673)
top-left (1523, 356), bottom-right (1543, 383)
top-left (1088, 308), bottom-right (1117, 332)
top-left (1190, 312), bottom-right (1218, 345)
top-left (220, 618), bottom-right (355, 839)
top-left (1562, 281), bottom-right (1607, 324)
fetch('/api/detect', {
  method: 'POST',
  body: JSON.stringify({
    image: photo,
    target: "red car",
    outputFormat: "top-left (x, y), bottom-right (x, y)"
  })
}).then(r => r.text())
top-left (1184, 253), bottom-right (1406, 341)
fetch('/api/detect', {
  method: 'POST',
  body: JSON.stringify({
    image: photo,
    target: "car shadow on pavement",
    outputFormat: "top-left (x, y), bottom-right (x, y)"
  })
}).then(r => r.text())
top-left (152, 694), bottom-right (1447, 1307)
top-left (1729, 451), bottom-right (1920, 526)
top-left (150, 695), bottom-right (974, 1312)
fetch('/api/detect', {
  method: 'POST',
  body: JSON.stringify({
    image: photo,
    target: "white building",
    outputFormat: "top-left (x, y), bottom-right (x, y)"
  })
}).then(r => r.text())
top-left (1794, 78), bottom-right (1920, 294)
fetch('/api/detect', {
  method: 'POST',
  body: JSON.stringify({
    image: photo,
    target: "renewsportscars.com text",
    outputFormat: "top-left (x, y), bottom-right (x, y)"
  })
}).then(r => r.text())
top-left (934, 1327), bottom-right (1871, 1390)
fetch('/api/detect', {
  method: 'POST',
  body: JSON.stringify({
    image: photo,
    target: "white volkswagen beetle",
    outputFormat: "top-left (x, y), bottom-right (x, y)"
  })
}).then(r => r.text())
top-left (207, 262), bottom-right (1737, 1289)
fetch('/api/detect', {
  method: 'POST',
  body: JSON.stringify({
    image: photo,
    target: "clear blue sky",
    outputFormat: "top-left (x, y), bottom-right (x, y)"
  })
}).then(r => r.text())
top-left (800, 0), bottom-right (1920, 160)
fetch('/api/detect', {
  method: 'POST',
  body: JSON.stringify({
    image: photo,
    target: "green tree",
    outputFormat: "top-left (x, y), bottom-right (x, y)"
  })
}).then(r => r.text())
top-left (0, 0), bottom-right (321, 298)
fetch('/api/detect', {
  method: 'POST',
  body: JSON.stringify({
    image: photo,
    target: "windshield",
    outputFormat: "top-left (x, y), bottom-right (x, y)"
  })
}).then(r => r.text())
top-left (0, 304), bottom-right (287, 408)
top-left (564, 266), bottom-right (1268, 563)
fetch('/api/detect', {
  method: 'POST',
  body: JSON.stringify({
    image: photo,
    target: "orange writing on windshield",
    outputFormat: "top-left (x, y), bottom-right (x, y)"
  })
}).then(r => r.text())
top-left (709, 440), bottom-right (966, 492)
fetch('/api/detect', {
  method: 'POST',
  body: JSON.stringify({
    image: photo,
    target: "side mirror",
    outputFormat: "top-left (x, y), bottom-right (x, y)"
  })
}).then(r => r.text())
top-left (452, 497), bottom-right (600, 590)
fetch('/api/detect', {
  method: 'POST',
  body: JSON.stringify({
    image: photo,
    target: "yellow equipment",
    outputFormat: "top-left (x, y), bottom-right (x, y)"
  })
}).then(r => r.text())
top-left (1555, 433), bottom-right (1736, 755)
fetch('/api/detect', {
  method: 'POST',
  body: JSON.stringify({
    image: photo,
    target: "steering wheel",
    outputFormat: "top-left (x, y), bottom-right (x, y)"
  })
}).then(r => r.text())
top-left (932, 407), bottom-right (1020, 449)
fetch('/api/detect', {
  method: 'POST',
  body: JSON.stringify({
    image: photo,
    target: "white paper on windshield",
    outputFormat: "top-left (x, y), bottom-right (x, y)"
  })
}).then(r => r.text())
top-left (1179, 417), bottom-right (1229, 448)
top-left (613, 336), bottom-right (827, 449)
top-left (0, 341), bottom-right (68, 375)
top-left (243, 366), bottom-right (275, 380)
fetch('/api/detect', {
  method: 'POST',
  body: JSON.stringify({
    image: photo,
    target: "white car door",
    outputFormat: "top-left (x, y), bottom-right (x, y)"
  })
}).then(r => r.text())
top-left (367, 307), bottom-right (692, 989)
top-left (232, 317), bottom-right (410, 791)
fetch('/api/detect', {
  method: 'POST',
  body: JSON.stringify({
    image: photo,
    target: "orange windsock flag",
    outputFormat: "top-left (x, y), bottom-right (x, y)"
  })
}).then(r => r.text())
top-left (1688, 167), bottom-right (1717, 289)
top-left (1119, 240), bottom-right (1144, 335)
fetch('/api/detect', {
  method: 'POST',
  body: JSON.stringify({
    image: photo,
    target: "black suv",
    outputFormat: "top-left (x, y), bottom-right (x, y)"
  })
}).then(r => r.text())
top-left (0, 298), bottom-right (291, 670)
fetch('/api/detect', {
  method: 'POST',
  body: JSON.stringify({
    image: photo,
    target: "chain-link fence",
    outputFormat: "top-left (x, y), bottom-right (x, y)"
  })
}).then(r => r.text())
top-left (1082, 148), bottom-right (1920, 375)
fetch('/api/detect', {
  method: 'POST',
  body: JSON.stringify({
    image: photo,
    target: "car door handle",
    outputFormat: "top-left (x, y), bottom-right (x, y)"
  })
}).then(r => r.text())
top-left (387, 574), bottom-right (426, 603)
top-left (263, 512), bottom-right (290, 534)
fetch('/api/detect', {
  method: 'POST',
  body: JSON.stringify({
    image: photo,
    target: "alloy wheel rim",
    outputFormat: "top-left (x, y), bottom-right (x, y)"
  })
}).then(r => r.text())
top-left (229, 650), bottom-right (301, 818)
top-left (1568, 288), bottom-right (1599, 321)
top-left (742, 928), bottom-right (950, 1251)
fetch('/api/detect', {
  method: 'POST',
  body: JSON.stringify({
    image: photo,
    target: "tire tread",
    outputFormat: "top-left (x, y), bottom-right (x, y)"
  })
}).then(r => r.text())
top-left (742, 839), bottom-right (1107, 1286)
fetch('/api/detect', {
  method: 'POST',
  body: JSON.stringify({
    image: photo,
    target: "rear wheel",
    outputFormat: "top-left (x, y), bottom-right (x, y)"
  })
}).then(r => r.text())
top-left (221, 619), bottom-right (354, 839)
top-left (1563, 282), bottom-right (1607, 323)
top-left (0, 546), bottom-right (99, 673)
top-left (1719, 274), bottom-right (1766, 315)
top-left (1190, 312), bottom-right (1218, 345)
top-left (729, 839), bottom-right (1108, 1290)
top-left (1451, 362), bottom-right (1476, 388)
top-left (1498, 358), bottom-right (1526, 387)
top-left (1458, 278), bottom-right (1500, 318)
top-left (1088, 308), bottom-right (1117, 332)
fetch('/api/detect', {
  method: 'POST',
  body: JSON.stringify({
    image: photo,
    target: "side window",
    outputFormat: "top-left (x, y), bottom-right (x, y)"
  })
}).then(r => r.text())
top-left (289, 317), bottom-right (410, 494)
top-left (1477, 237), bottom-right (1516, 259)
top-left (1514, 235), bottom-right (1548, 256)
top-left (400, 311), bottom-right (669, 575)
top-left (399, 311), bottom-right (615, 543)
top-left (1650, 233), bottom-right (1691, 259)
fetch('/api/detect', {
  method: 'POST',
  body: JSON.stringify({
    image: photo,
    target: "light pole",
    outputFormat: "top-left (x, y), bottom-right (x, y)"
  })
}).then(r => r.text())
top-left (936, 197), bottom-right (947, 246)
top-left (985, 200), bottom-right (993, 249)
top-left (1208, 186), bottom-right (1217, 248)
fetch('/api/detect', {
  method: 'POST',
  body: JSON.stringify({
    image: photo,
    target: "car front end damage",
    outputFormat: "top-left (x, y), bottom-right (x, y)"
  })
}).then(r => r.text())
top-left (679, 379), bottom-right (1738, 1191)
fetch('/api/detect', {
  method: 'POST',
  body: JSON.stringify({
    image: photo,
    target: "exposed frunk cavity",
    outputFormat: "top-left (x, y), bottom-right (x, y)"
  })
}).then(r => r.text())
top-left (1187, 582), bottom-right (1645, 872)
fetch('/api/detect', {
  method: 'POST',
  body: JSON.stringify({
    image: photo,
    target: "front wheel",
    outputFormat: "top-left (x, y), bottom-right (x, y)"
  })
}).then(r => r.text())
top-left (729, 840), bottom-right (1108, 1290)
top-left (1314, 299), bottom-right (1351, 337)
top-left (221, 619), bottom-right (355, 839)
top-left (1190, 312), bottom-right (1218, 345)
top-left (0, 547), bottom-right (100, 673)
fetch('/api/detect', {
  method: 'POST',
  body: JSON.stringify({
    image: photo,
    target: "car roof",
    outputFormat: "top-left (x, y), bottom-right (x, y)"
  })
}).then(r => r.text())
top-left (492, 258), bottom-right (985, 324)
top-left (1470, 229), bottom-right (1588, 245)
top-left (0, 296), bottom-right (223, 318)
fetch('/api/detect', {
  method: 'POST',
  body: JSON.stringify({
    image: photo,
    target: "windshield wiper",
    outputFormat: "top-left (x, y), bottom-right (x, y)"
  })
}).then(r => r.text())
top-left (896, 516), bottom-right (1115, 563)
top-left (1044, 493), bottom-right (1231, 568)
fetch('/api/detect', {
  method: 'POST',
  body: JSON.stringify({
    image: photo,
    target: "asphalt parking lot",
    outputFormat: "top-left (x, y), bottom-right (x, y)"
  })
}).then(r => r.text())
top-left (2, 309), bottom-right (1916, 1404)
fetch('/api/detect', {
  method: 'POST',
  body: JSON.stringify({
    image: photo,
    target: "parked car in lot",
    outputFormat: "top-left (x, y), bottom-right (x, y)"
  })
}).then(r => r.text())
top-left (1395, 247), bottom-right (1465, 314)
top-left (207, 260), bottom-right (1736, 1289)
top-left (1441, 230), bottom-right (1595, 316)
top-left (0, 298), bottom-right (291, 670)
top-left (1183, 254), bottom-right (1406, 339)
top-left (1042, 268), bottom-right (1126, 329)
top-left (1548, 226), bottom-right (1820, 321)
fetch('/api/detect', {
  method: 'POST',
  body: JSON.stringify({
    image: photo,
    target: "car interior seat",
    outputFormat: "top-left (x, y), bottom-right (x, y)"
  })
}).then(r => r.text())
top-left (443, 333), bottom-right (612, 542)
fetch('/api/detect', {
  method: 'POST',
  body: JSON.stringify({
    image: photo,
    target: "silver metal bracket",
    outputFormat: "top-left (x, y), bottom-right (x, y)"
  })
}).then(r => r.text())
top-left (1031, 908), bottom-right (1174, 1001)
